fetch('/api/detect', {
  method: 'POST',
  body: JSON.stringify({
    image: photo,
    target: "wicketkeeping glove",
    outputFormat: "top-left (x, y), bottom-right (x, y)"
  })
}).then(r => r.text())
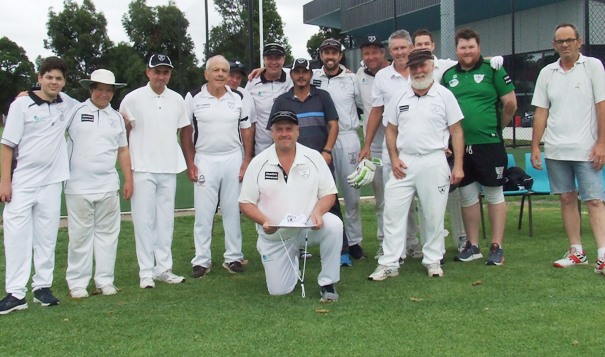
top-left (347, 158), bottom-right (382, 189)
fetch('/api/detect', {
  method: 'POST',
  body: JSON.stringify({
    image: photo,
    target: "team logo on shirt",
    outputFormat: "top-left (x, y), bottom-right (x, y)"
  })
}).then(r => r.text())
top-left (340, 82), bottom-right (349, 92)
top-left (495, 166), bottom-right (504, 180)
top-left (312, 79), bottom-right (322, 87)
top-left (473, 74), bottom-right (485, 83)
top-left (399, 105), bottom-right (409, 113)
top-left (227, 101), bottom-right (235, 110)
top-left (196, 103), bottom-right (211, 109)
top-left (265, 172), bottom-right (279, 180)
top-left (449, 74), bottom-right (459, 87)
top-left (430, 104), bottom-right (444, 115)
top-left (81, 114), bottom-right (94, 122)
top-left (298, 166), bottom-right (310, 179)
top-left (503, 75), bottom-right (512, 85)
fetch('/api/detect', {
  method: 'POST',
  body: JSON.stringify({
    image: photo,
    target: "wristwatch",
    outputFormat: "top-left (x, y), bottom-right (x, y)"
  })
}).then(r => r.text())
top-left (322, 149), bottom-right (332, 155)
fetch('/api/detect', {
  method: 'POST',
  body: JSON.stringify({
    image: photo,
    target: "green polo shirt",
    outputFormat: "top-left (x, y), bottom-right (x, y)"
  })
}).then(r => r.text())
top-left (441, 57), bottom-right (515, 145)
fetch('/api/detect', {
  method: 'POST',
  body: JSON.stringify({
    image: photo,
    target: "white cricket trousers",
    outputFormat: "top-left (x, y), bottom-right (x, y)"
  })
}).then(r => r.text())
top-left (370, 147), bottom-right (385, 241)
top-left (257, 213), bottom-right (342, 295)
top-left (379, 151), bottom-right (450, 269)
top-left (131, 172), bottom-right (177, 279)
top-left (65, 192), bottom-right (120, 290)
top-left (191, 150), bottom-right (244, 268)
top-left (332, 130), bottom-right (363, 246)
top-left (3, 182), bottom-right (62, 299)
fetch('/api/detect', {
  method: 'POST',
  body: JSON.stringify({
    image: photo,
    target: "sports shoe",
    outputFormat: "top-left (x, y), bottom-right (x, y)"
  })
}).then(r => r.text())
top-left (454, 241), bottom-right (483, 262)
top-left (140, 277), bottom-right (155, 289)
top-left (349, 244), bottom-right (367, 260)
top-left (486, 243), bottom-right (504, 266)
top-left (299, 249), bottom-right (312, 259)
top-left (340, 252), bottom-right (353, 267)
top-left (223, 261), bottom-right (244, 274)
top-left (0, 294), bottom-right (27, 315)
top-left (368, 265), bottom-right (399, 281)
top-left (553, 248), bottom-right (588, 268)
top-left (239, 258), bottom-right (249, 266)
top-left (319, 284), bottom-right (339, 302)
top-left (33, 288), bottom-right (59, 307)
top-left (191, 265), bottom-right (211, 278)
top-left (457, 236), bottom-right (468, 253)
top-left (69, 288), bottom-right (89, 299)
top-left (594, 257), bottom-right (605, 274)
top-left (96, 285), bottom-right (118, 296)
top-left (374, 246), bottom-right (384, 260)
top-left (154, 270), bottom-right (186, 284)
top-left (426, 263), bottom-right (444, 277)
top-left (406, 242), bottom-right (423, 259)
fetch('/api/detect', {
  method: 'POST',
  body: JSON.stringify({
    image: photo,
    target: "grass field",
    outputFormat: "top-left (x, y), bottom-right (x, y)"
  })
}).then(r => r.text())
top-left (1, 196), bottom-right (603, 356)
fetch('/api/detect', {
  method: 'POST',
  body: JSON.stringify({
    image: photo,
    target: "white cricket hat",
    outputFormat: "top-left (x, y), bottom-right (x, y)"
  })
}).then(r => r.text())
top-left (79, 69), bottom-right (127, 89)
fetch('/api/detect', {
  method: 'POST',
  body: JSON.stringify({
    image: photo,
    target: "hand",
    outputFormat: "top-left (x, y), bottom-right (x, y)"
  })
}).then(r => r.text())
top-left (121, 112), bottom-right (131, 128)
top-left (247, 68), bottom-right (264, 81)
top-left (187, 165), bottom-right (199, 183)
top-left (239, 161), bottom-right (249, 182)
top-left (347, 158), bottom-right (377, 188)
top-left (0, 181), bottom-right (12, 203)
top-left (391, 157), bottom-right (407, 180)
top-left (16, 91), bottom-right (28, 98)
top-left (451, 165), bottom-right (464, 185)
top-left (262, 222), bottom-right (278, 235)
top-left (309, 212), bottom-right (323, 230)
top-left (358, 145), bottom-right (371, 162)
top-left (122, 180), bottom-right (133, 200)
top-left (322, 152), bottom-right (332, 166)
top-left (530, 148), bottom-right (543, 170)
top-left (589, 142), bottom-right (605, 169)
top-left (490, 56), bottom-right (504, 70)
top-left (445, 148), bottom-right (453, 158)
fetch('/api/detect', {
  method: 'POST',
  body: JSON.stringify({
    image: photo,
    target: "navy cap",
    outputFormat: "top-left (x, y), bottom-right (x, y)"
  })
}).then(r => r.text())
top-left (263, 43), bottom-right (286, 57)
top-left (148, 54), bottom-right (174, 68)
top-left (291, 58), bottom-right (311, 71)
top-left (360, 35), bottom-right (383, 48)
top-left (268, 110), bottom-right (299, 127)
top-left (319, 38), bottom-right (342, 52)
top-left (229, 60), bottom-right (246, 75)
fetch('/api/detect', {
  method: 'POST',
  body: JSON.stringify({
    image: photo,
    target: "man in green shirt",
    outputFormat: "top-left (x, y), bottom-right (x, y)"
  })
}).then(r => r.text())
top-left (441, 28), bottom-right (517, 265)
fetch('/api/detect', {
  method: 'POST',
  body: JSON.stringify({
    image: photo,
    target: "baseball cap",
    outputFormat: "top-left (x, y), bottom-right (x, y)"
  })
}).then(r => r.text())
top-left (263, 43), bottom-right (286, 57)
top-left (291, 58), bottom-right (311, 71)
top-left (268, 110), bottom-right (299, 127)
top-left (148, 54), bottom-right (174, 68)
top-left (405, 49), bottom-right (433, 68)
top-left (319, 38), bottom-right (342, 52)
top-left (79, 69), bottom-right (127, 89)
top-left (229, 60), bottom-right (246, 76)
top-left (360, 35), bottom-right (383, 48)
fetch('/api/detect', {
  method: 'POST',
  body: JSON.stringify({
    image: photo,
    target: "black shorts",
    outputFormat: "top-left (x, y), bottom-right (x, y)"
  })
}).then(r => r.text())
top-left (459, 142), bottom-right (507, 187)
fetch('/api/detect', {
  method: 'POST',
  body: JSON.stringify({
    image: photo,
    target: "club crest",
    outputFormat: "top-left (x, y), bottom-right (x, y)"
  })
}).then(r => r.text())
top-left (474, 74), bottom-right (485, 83)
top-left (495, 166), bottom-right (504, 180)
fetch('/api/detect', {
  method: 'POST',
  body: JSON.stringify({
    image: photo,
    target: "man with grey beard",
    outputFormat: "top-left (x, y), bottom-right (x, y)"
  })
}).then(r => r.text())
top-left (368, 49), bottom-right (465, 281)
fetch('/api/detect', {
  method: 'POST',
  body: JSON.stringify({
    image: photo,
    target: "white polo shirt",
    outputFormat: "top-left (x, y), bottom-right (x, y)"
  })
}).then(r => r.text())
top-left (184, 84), bottom-right (251, 155)
top-left (119, 83), bottom-right (189, 173)
top-left (532, 54), bottom-right (605, 161)
top-left (238, 86), bottom-right (256, 124)
top-left (312, 68), bottom-right (362, 133)
top-left (371, 63), bottom-right (410, 126)
top-left (356, 67), bottom-right (386, 152)
top-left (245, 70), bottom-right (293, 154)
top-left (239, 143), bottom-right (337, 238)
top-left (385, 82), bottom-right (464, 155)
top-left (433, 56), bottom-right (458, 83)
top-left (2, 91), bottom-right (77, 188)
top-left (63, 99), bottom-right (127, 194)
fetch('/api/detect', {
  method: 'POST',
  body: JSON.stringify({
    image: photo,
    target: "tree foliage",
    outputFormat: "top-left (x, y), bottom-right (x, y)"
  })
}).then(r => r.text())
top-left (0, 37), bottom-right (36, 115)
top-left (206, 0), bottom-right (293, 70)
top-left (122, 0), bottom-right (200, 94)
top-left (306, 27), bottom-right (345, 59)
top-left (44, 0), bottom-right (113, 100)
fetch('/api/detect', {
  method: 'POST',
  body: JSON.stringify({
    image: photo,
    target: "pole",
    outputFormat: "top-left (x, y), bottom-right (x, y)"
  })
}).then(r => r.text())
top-left (248, 0), bottom-right (254, 71)
top-left (259, 0), bottom-right (264, 67)
top-left (204, 0), bottom-right (209, 60)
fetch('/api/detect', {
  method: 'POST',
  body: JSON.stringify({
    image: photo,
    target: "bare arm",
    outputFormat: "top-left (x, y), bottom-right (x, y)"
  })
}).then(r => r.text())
top-left (0, 144), bottom-right (14, 203)
top-left (179, 125), bottom-right (197, 182)
top-left (309, 194), bottom-right (337, 230)
top-left (386, 123), bottom-right (406, 179)
top-left (239, 127), bottom-right (253, 182)
top-left (322, 120), bottom-right (339, 165)
top-left (117, 146), bottom-right (133, 200)
top-left (590, 100), bottom-right (605, 169)
top-left (500, 91), bottom-right (517, 129)
top-left (531, 107), bottom-right (548, 170)
top-left (240, 202), bottom-right (278, 235)
top-left (359, 106), bottom-right (384, 161)
top-left (449, 122), bottom-right (465, 185)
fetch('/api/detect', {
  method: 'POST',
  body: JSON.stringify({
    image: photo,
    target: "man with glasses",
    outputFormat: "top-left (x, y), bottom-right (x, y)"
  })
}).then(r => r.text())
top-left (531, 23), bottom-right (605, 272)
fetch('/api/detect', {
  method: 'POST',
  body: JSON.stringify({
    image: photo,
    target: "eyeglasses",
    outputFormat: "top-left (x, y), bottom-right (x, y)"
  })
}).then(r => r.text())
top-left (554, 38), bottom-right (577, 45)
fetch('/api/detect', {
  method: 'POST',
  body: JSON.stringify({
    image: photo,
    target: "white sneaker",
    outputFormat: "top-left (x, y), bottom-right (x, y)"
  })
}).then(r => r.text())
top-left (154, 270), bottom-right (185, 284)
top-left (140, 277), bottom-right (155, 289)
top-left (407, 243), bottom-right (423, 259)
top-left (69, 288), bottom-right (89, 299)
top-left (553, 248), bottom-right (588, 268)
top-left (96, 285), bottom-right (118, 296)
top-left (426, 263), bottom-right (444, 277)
top-left (368, 265), bottom-right (399, 281)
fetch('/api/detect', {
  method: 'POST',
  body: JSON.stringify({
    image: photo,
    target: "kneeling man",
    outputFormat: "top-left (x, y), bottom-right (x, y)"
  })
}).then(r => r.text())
top-left (239, 110), bottom-right (342, 302)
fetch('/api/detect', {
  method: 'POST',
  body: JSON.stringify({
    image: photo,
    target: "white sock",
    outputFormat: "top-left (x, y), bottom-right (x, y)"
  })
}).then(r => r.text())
top-left (597, 247), bottom-right (605, 259)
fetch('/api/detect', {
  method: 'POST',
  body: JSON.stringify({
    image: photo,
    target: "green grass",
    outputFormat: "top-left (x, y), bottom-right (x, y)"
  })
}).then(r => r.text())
top-left (1, 197), bottom-right (603, 355)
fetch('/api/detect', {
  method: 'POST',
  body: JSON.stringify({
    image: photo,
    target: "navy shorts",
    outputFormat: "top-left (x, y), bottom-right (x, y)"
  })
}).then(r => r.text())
top-left (459, 142), bottom-right (507, 187)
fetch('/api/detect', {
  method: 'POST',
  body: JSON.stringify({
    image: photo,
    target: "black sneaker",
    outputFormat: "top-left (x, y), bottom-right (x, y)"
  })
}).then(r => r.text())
top-left (349, 244), bottom-right (367, 260)
top-left (319, 284), bottom-right (339, 302)
top-left (0, 294), bottom-right (28, 315)
top-left (222, 261), bottom-right (244, 274)
top-left (486, 243), bottom-right (504, 266)
top-left (191, 265), bottom-right (211, 278)
top-left (33, 288), bottom-right (59, 307)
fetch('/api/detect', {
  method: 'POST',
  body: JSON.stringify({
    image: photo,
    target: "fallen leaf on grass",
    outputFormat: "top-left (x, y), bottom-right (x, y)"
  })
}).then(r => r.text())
top-left (572, 340), bottom-right (579, 346)
top-left (410, 297), bottom-right (424, 302)
top-left (63, 318), bottom-right (69, 322)
top-left (315, 309), bottom-right (330, 314)
top-left (472, 280), bottom-right (483, 286)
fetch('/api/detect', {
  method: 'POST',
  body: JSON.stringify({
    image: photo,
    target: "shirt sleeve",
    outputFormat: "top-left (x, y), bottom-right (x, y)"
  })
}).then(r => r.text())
top-left (118, 94), bottom-right (136, 127)
top-left (443, 89), bottom-right (465, 126)
top-left (320, 90), bottom-right (339, 122)
top-left (384, 91), bottom-right (402, 126)
top-left (493, 67), bottom-right (515, 97)
top-left (238, 157), bottom-right (260, 204)
top-left (316, 153), bottom-right (338, 198)
top-left (1, 98), bottom-right (25, 147)
top-left (371, 72), bottom-right (386, 107)
top-left (531, 67), bottom-right (551, 109)
top-left (587, 58), bottom-right (605, 103)
top-left (175, 96), bottom-right (190, 129)
top-left (239, 95), bottom-right (252, 129)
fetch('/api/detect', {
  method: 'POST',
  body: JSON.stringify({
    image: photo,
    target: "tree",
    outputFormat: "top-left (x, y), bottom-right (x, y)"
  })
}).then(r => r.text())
top-left (122, 0), bottom-right (200, 94)
top-left (0, 37), bottom-right (35, 116)
top-left (206, 0), bottom-right (293, 71)
top-left (44, 0), bottom-right (113, 100)
top-left (306, 27), bottom-right (345, 59)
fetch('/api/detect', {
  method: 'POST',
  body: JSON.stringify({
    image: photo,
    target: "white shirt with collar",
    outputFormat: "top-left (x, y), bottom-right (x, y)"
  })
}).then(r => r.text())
top-left (184, 84), bottom-right (251, 155)
top-left (239, 142), bottom-right (337, 239)
top-left (312, 68), bottom-right (362, 132)
top-left (119, 82), bottom-right (189, 173)
top-left (65, 99), bottom-right (128, 194)
top-left (532, 53), bottom-right (605, 161)
top-left (384, 82), bottom-right (464, 155)
top-left (433, 56), bottom-right (458, 83)
top-left (371, 63), bottom-right (410, 126)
